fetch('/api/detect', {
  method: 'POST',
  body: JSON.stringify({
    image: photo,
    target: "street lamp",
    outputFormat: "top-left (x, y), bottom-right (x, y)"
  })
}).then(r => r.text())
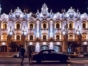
top-left (63, 22), bottom-right (68, 52)
top-left (76, 27), bottom-right (82, 53)
top-left (22, 27), bottom-right (28, 52)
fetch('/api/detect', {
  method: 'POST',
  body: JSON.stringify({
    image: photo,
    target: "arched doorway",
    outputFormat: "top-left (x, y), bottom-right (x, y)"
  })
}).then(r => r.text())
top-left (27, 45), bottom-right (35, 52)
top-left (0, 46), bottom-right (7, 52)
top-left (41, 45), bottom-right (49, 50)
top-left (54, 45), bottom-right (61, 53)
top-left (9, 42), bottom-right (19, 52)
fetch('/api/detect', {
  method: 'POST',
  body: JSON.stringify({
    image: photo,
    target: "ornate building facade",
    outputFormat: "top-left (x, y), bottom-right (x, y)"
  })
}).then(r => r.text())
top-left (0, 4), bottom-right (88, 53)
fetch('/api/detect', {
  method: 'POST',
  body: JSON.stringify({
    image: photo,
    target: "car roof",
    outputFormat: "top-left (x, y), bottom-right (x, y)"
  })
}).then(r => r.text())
top-left (41, 50), bottom-right (55, 52)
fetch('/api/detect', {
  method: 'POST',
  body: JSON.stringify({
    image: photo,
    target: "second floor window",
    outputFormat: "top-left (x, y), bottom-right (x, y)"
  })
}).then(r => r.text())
top-left (43, 23), bottom-right (46, 29)
top-left (30, 35), bottom-right (33, 40)
top-left (56, 35), bottom-right (59, 40)
top-left (69, 23), bottom-right (72, 29)
top-left (56, 23), bottom-right (60, 29)
top-left (82, 23), bottom-right (86, 29)
top-left (30, 24), bottom-right (33, 29)
top-left (1, 34), bottom-right (7, 41)
top-left (16, 35), bottom-right (20, 40)
top-left (16, 23), bottom-right (20, 29)
top-left (1, 23), bottom-right (7, 29)
top-left (43, 35), bottom-right (46, 40)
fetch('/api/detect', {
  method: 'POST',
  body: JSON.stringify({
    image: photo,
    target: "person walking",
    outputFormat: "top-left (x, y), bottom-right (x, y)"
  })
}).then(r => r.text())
top-left (27, 46), bottom-right (33, 66)
top-left (19, 46), bottom-right (25, 65)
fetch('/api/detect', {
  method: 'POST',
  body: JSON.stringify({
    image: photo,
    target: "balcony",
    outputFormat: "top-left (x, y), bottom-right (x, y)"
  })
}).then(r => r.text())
top-left (82, 39), bottom-right (88, 41)
top-left (68, 39), bottom-right (76, 41)
top-left (1, 29), bottom-right (7, 31)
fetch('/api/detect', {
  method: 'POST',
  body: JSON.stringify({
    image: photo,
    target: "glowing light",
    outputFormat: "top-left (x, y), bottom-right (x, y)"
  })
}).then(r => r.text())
top-left (84, 42), bottom-right (87, 45)
top-left (2, 42), bottom-right (6, 46)
top-left (56, 42), bottom-right (61, 45)
top-left (49, 42), bottom-right (53, 49)
top-left (35, 42), bottom-right (40, 52)
top-left (15, 35), bottom-right (16, 40)
top-left (76, 31), bottom-right (80, 35)
top-left (63, 31), bottom-right (66, 35)
top-left (23, 31), bottom-right (27, 35)
top-left (43, 42), bottom-right (46, 45)
top-left (36, 33), bottom-right (39, 38)
top-left (50, 33), bottom-right (53, 38)
top-left (9, 31), bottom-right (13, 35)
top-left (29, 42), bottom-right (33, 45)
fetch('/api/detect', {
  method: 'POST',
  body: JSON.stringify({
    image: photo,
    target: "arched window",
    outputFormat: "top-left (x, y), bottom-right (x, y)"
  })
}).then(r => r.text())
top-left (69, 23), bottom-right (73, 29)
top-left (4, 23), bottom-right (7, 29)
top-left (2, 23), bottom-right (7, 29)
top-left (69, 35), bottom-right (73, 40)
top-left (16, 35), bottom-right (20, 40)
top-left (56, 23), bottom-right (60, 29)
top-left (1, 33), bottom-right (7, 40)
top-left (30, 24), bottom-right (33, 29)
top-left (43, 23), bottom-right (46, 29)
top-left (82, 34), bottom-right (86, 40)
top-left (16, 23), bottom-right (20, 29)
top-left (82, 23), bottom-right (86, 29)
top-left (56, 35), bottom-right (59, 40)
top-left (30, 35), bottom-right (33, 40)
top-left (43, 35), bottom-right (46, 40)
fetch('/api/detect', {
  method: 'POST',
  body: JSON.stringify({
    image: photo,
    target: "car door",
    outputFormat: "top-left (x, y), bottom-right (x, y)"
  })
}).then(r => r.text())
top-left (50, 50), bottom-right (58, 60)
top-left (42, 51), bottom-right (49, 60)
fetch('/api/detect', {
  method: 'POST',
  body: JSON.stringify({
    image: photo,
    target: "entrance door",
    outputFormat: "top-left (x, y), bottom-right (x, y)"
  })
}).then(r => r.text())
top-left (41, 45), bottom-right (48, 50)
top-left (68, 47), bottom-right (71, 53)
top-left (0, 46), bottom-right (7, 52)
top-left (54, 46), bottom-right (60, 53)
top-left (28, 45), bottom-right (35, 52)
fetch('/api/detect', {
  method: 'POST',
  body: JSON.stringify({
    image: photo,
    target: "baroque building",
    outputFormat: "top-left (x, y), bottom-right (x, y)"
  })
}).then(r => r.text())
top-left (0, 3), bottom-right (88, 53)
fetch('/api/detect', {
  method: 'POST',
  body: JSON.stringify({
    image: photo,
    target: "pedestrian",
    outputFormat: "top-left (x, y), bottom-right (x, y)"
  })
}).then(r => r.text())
top-left (27, 46), bottom-right (33, 66)
top-left (19, 46), bottom-right (25, 65)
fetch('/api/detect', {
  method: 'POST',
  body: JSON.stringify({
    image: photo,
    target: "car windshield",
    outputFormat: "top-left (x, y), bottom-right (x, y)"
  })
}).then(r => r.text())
top-left (38, 50), bottom-right (56, 54)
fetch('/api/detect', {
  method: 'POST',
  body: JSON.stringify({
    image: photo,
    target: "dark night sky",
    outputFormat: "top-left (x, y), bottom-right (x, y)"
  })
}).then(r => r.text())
top-left (1, 0), bottom-right (88, 14)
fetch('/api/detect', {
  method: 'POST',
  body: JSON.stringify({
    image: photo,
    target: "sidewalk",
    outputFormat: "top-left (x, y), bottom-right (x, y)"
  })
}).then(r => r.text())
top-left (0, 58), bottom-right (30, 64)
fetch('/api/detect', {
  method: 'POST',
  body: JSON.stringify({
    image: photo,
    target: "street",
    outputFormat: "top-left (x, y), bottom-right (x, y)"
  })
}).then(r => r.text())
top-left (0, 58), bottom-right (88, 66)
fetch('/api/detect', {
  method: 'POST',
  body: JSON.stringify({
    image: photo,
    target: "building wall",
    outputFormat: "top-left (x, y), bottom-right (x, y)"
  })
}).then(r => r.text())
top-left (0, 4), bottom-right (88, 53)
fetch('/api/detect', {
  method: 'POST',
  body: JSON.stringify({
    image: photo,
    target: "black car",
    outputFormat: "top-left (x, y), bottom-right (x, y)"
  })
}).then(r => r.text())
top-left (84, 53), bottom-right (88, 57)
top-left (32, 50), bottom-right (69, 63)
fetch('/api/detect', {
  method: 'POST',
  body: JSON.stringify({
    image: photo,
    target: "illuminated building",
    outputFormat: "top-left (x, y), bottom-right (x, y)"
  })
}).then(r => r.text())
top-left (0, 3), bottom-right (87, 53)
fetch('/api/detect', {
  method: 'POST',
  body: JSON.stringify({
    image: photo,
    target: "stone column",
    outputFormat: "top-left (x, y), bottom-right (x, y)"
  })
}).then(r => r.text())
top-left (36, 21), bottom-right (40, 38)
top-left (62, 34), bottom-right (68, 52)
top-left (50, 21), bottom-right (53, 38)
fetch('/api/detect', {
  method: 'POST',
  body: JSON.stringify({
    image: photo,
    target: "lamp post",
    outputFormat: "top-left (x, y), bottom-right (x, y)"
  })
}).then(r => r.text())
top-left (76, 29), bottom-right (81, 53)
top-left (22, 27), bottom-right (27, 53)
top-left (7, 30), bottom-right (13, 56)
top-left (63, 22), bottom-right (68, 53)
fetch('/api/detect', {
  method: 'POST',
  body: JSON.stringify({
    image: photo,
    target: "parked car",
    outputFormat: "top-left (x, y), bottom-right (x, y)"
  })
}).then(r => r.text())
top-left (78, 53), bottom-right (84, 58)
top-left (13, 52), bottom-right (20, 58)
top-left (32, 50), bottom-right (69, 63)
top-left (84, 53), bottom-right (88, 57)
top-left (66, 52), bottom-right (78, 58)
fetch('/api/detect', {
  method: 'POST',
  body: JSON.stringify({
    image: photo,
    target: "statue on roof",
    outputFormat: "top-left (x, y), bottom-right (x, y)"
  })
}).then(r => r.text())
top-left (41, 3), bottom-right (48, 15)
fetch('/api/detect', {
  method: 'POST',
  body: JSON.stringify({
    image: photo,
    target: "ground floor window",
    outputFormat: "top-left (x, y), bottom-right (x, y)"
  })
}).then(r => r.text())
top-left (0, 46), bottom-right (7, 52)
top-left (41, 45), bottom-right (49, 50)
top-left (54, 46), bottom-right (61, 53)
top-left (27, 45), bottom-right (35, 52)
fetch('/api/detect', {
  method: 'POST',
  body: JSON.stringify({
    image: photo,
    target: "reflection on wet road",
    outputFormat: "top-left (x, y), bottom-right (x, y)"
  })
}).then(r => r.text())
top-left (0, 58), bottom-right (88, 66)
top-left (0, 63), bottom-right (88, 66)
